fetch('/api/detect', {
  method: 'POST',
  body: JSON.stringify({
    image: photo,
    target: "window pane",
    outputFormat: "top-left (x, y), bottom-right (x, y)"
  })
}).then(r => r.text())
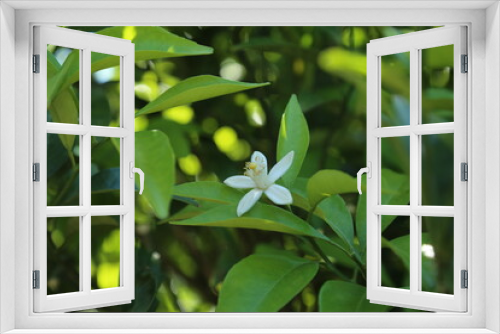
top-left (421, 134), bottom-right (454, 206)
top-left (381, 215), bottom-right (410, 289)
top-left (47, 216), bottom-right (80, 294)
top-left (421, 217), bottom-right (454, 294)
top-left (381, 52), bottom-right (410, 127)
top-left (91, 216), bottom-right (121, 290)
top-left (381, 136), bottom-right (410, 205)
top-left (91, 137), bottom-right (121, 205)
top-left (421, 45), bottom-right (454, 124)
top-left (47, 45), bottom-right (80, 124)
top-left (91, 52), bottom-right (121, 127)
top-left (47, 133), bottom-right (80, 206)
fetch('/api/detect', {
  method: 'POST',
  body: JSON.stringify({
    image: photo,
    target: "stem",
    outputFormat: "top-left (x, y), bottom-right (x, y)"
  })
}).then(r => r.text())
top-left (307, 201), bottom-right (367, 280)
top-left (352, 268), bottom-right (359, 281)
top-left (307, 237), bottom-right (351, 281)
top-left (305, 203), bottom-right (318, 224)
top-left (52, 169), bottom-right (79, 206)
top-left (352, 255), bottom-right (367, 281)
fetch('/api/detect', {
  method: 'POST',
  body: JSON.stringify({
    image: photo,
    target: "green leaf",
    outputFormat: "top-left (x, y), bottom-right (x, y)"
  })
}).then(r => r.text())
top-left (98, 26), bottom-right (213, 59)
top-left (307, 169), bottom-right (358, 208)
top-left (355, 191), bottom-right (367, 257)
top-left (48, 89), bottom-right (78, 151)
top-left (290, 177), bottom-right (310, 211)
top-left (135, 131), bottom-right (175, 219)
top-left (171, 202), bottom-right (328, 241)
top-left (319, 280), bottom-right (389, 312)
top-left (130, 248), bottom-right (165, 312)
top-left (381, 169), bottom-right (410, 231)
top-left (317, 48), bottom-right (367, 88)
top-left (384, 233), bottom-right (439, 292)
top-left (148, 118), bottom-right (191, 158)
top-left (48, 27), bottom-right (213, 106)
top-left (136, 75), bottom-right (270, 116)
top-left (47, 49), bottom-right (78, 109)
top-left (46, 133), bottom-right (70, 177)
top-left (46, 50), bottom-right (78, 151)
top-left (422, 44), bottom-right (453, 69)
top-left (384, 233), bottom-right (430, 270)
top-left (315, 239), bottom-right (358, 269)
top-left (277, 95), bottom-right (309, 187)
top-left (165, 201), bottom-right (219, 223)
top-left (318, 47), bottom-right (409, 98)
top-left (216, 252), bottom-right (319, 312)
top-left (298, 87), bottom-right (345, 113)
top-left (91, 86), bottom-right (112, 127)
top-left (315, 195), bottom-right (355, 252)
top-left (173, 181), bottom-right (242, 204)
top-left (91, 168), bottom-right (120, 193)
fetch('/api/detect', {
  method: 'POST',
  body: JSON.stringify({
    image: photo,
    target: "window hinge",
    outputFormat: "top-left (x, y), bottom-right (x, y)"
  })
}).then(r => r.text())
top-left (33, 270), bottom-right (40, 289)
top-left (33, 163), bottom-right (40, 182)
top-left (461, 270), bottom-right (468, 289)
top-left (461, 54), bottom-right (468, 73)
top-left (33, 54), bottom-right (40, 73)
top-left (461, 162), bottom-right (468, 181)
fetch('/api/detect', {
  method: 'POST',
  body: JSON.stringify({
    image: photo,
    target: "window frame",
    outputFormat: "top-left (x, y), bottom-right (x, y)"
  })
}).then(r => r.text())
top-left (366, 26), bottom-right (468, 312)
top-left (33, 25), bottom-right (136, 313)
top-left (0, 2), bottom-right (497, 333)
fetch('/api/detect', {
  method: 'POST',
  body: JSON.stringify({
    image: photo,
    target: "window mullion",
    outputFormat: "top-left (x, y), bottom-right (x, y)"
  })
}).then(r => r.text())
top-left (81, 48), bottom-right (92, 295)
top-left (409, 47), bottom-right (420, 294)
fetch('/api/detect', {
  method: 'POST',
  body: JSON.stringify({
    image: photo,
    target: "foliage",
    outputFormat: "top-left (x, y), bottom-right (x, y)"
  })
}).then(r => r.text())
top-left (46, 26), bottom-right (454, 312)
top-left (217, 250), bottom-right (319, 312)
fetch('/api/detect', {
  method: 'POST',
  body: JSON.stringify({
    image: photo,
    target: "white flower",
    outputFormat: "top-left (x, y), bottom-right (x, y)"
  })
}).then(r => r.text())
top-left (224, 151), bottom-right (294, 217)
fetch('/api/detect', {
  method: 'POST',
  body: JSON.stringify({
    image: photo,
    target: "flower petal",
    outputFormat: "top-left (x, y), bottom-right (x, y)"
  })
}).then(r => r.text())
top-left (267, 151), bottom-right (294, 184)
top-left (251, 151), bottom-right (268, 175)
top-left (224, 175), bottom-right (257, 189)
top-left (237, 189), bottom-right (263, 217)
top-left (265, 184), bottom-right (293, 205)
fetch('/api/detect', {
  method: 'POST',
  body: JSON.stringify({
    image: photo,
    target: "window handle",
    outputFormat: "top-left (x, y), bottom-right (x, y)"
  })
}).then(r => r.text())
top-left (129, 162), bottom-right (145, 195)
top-left (357, 162), bottom-right (371, 195)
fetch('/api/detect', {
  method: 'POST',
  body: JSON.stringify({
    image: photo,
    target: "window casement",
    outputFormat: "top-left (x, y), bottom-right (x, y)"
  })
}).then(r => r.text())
top-left (363, 26), bottom-right (468, 312)
top-left (33, 26), bottom-right (138, 312)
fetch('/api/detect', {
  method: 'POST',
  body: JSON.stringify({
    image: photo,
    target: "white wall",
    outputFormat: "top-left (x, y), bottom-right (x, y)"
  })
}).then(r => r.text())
top-left (486, 2), bottom-right (500, 333)
top-left (0, 2), bottom-right (16, 333)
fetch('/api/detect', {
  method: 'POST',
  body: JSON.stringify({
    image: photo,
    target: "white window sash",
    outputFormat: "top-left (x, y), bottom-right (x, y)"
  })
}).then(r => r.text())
top-left (366, 26), bottom-right (468, 312)
top-left (33, 26), bottom-right (136, 313)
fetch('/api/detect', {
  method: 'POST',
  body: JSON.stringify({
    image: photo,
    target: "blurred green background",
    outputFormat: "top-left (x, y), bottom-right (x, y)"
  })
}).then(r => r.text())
top-left (45, 26), bottom-right (455, 312)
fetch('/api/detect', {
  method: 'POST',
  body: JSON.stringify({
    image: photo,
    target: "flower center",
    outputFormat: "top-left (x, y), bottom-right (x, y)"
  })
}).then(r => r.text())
top-left (244, 160), bottom-right (268, 189)
top-left (247, 162), bottom-right (257, 170)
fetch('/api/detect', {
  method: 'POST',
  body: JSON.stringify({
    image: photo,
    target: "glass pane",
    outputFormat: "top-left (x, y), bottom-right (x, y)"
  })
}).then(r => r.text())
top-left (47, 133), bottom-right (80, 206)
top-left (421, 134), bottom-right (454, 206)
top-left (91, 137), bottom-right (121, 205)
top-left (47, 45), bottom-right (80, 124)
top-left (381, 215), bottom-right (410, 289)
top-left (381, 136), bottom-right (410, 205)
top-left (91, 52), bottom-right (121, 127)
top-left (47, 216), bottom-right (80, 294)
top-left (421, 217), bottom-right (454, 294)
top-left (91, 216), bottom-right (121, 290)
top-left (381, 52), bottom-right (410, 127)
top-left (421, 45), bottom-right (454, 124)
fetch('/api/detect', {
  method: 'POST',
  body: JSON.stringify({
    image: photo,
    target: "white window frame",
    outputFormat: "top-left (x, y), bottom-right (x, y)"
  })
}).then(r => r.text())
top-left (0, 1), bottom-right (499, 333)
top-left (33, 26), bottom-right (136, 313)
top-left (366, 26), bottom-right (468, 312)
